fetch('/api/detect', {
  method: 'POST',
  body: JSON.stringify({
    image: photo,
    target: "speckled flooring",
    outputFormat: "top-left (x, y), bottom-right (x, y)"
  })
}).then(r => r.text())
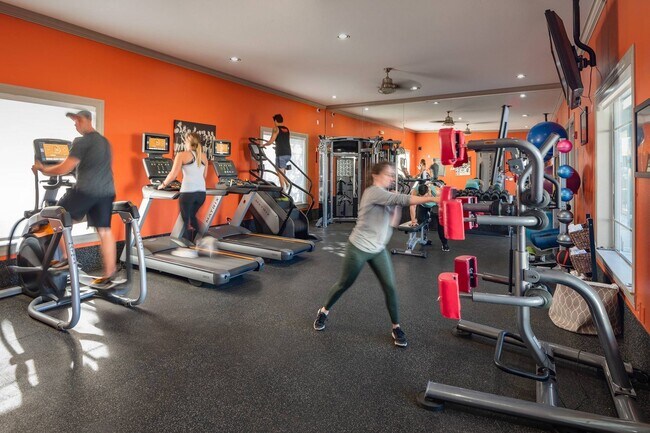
top-left (1, 224), bottom-right (648, 433)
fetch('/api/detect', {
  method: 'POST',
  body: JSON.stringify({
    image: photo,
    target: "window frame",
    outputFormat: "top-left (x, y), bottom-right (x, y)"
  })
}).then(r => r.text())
top-left (0, 83), bottom-right (105, 253)
top-left (594, 45), bottom-right (635, 301)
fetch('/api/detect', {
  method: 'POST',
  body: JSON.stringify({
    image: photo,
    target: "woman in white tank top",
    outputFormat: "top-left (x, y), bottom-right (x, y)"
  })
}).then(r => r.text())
top-left (159, 132), bottom-right (208, 257)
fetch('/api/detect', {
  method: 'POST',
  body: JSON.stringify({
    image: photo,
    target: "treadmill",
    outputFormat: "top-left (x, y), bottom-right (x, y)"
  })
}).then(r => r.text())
top-left (202, 140), bottom-right (315, 261)
top-left (120, 133), bottom-right (263, 286)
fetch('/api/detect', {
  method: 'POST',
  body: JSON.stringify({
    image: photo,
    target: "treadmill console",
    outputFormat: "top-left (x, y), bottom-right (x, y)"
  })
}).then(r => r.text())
top-left (142, 132), bottom-right (179, 190)
top-left (144, 158), bottom-right (174, 178)
top-left (213, 160), bottom-right (238, 178)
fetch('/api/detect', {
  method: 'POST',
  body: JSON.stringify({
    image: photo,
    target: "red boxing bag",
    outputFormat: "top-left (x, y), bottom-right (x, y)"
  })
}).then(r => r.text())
top-left (440, 128), bottom-right (457, 165)
top-left (438, 186), bottom-right (455, 224)
top-left (438, 272), bottom-right (461, 320)
top-left (443, 199), bottom-right (465, 240)
top-left (454, 255), bottom-right (478, 293)
top-left (453, 130), bottom-right (468, 166)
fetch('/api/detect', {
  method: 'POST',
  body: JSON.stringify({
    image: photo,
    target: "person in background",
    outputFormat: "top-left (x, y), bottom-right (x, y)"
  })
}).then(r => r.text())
top-left (158, 132), bottom-right (208, 258)
top-left (31, 110), bottom-right (118, 288)
top-left (416, 158), bottom-right (431, 180)
top-left (410, 180), bottom-right (450, 252)
top-left (262, 114), bottom-right (291, 192)
top-left (313, 161), bottom-right (440, 347)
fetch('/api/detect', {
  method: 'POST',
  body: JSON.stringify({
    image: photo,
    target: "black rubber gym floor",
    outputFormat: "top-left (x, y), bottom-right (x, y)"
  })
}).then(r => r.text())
top-left (1, 224), bottom-right (649, 432)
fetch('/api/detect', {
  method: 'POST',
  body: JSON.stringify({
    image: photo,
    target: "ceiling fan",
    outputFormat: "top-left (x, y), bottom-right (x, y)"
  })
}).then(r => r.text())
top-left (429, 111), bottom-right (456, 127)
top-left (378, 67), bottom-right (421, 94)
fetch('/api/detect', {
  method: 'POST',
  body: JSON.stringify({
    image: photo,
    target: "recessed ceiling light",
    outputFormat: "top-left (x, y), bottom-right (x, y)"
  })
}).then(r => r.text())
top-left (520, 93), bottom-right (527, 98)
top-left (337, 33), bottom-right (350, 40)
top-left (229, 57), bottom-right (241, 62)
top-left (332, 95), bottom-right (337, 99)
top-left (364, 107), bottom-right (369, 111)
top-left (433, 101), bottom-right (439, 105)
top-left (458, 117), bottom-right (462, 120)
top-left (517, 73), bottom-right (526, 79)
top-left (525, 125), bottom-right (529, 128)
top-left (410, 85), bottom-right (420, 91)
top-left (522, 114), bottom-right (529, 117)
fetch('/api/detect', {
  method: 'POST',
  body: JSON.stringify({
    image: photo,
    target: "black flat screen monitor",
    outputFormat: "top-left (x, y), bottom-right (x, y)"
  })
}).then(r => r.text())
top-left (545, 10), bottom-right (583, 109)
top-left (33, 139), bottom-right (72, 164)
top-left (142, 133), bottom-right (170, 154)
top-left (212, 140), bottom-right (231, 158)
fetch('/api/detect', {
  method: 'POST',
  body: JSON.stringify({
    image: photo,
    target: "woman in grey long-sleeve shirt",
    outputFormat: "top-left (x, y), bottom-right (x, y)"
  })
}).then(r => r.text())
top-left (313, 161), bottom-right (440, 347)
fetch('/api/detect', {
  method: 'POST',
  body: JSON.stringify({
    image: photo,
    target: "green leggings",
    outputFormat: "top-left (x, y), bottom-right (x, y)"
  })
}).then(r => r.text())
top-left (324, 242), bottom-right (400, 324)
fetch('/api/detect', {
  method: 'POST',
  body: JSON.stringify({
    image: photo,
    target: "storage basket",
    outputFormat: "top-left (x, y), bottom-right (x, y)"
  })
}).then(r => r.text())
top-left (570, 252), bottom-right (592, 275)
top-left (549, 281), bottom-right (622, 335)
top-left (568, 228), bottom-right (591, 250)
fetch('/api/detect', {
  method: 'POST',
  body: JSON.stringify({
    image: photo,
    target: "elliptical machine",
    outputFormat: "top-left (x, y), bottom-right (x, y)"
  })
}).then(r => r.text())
top-left (0, 138), bottom-right (147, 330)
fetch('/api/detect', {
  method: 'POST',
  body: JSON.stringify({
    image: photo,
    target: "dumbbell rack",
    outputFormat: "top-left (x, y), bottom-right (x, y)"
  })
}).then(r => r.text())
top-left (419, 137), bottom-right (649, 432)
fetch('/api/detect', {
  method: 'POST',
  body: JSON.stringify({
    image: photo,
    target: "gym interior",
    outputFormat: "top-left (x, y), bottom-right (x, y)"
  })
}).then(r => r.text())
top-left (1, 1), bottom-right (650, 432)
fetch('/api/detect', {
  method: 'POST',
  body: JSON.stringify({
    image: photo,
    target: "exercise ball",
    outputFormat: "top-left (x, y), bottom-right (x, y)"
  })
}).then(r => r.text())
top-left (565, 170), bottom-right (581, 194)
top-left (557, 164), bottom-right (575, 179)
top-left (527, 122), bottom-right (568, 161)
top-left (556, 249), bottom-right (573, 267)
top-left (557, 139), bottom-right (573, 153)
top-left (560, 187), bottom-right (574, 202)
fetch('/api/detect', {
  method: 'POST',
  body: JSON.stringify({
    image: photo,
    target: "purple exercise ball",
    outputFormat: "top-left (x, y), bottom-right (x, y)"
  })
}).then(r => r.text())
top-left (565, 170), bottom-right (581, 194)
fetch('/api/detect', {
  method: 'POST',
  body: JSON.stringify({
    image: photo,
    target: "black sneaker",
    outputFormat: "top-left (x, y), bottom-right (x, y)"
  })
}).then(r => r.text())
top-left (313, 309), bottom-right (328, 331)
top-left (441, 244), bottom-right (450, 252)
top-left (392, 327), bottom-right (408, 347)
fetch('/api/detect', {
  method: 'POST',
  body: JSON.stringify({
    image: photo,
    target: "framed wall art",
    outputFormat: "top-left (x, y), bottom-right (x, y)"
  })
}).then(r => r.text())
top-left (173, 120), bottom-right (216, 159)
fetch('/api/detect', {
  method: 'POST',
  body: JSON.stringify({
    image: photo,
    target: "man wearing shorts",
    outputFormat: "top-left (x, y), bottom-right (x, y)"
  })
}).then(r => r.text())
top-left (32, 109), bottom-right (117, 287)
top-left (263, 114), bottom-right (291, 192)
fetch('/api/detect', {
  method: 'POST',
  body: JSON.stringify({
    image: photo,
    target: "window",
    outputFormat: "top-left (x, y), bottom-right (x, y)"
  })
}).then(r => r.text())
top-left (260, 127), bottom-right (309, 205)
top-left (397, 150), bottom-right (410, 178)
top-left (594, 46), bottom-right (634, 298)
top-left (0, 84), bottom-right (103, 250)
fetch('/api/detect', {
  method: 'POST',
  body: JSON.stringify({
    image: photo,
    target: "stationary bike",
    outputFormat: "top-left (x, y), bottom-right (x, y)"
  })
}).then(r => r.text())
top-left (1, 138), bottom-right (147, 330)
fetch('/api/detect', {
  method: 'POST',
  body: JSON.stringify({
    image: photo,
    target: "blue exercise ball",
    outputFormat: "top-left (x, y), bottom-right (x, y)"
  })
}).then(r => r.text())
top-left (527, 122), bottom-right (568, 161)
top-left (560, 187), bottom-right (574, 202)
top-left (557, 164), bottom-right (575, 179)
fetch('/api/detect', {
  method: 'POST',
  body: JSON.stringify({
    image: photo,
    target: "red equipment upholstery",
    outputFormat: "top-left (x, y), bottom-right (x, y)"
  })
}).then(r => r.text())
top-left (454, 255), bottom-right (478, 293)
top-left (438, 272), bottom-right (461, 319)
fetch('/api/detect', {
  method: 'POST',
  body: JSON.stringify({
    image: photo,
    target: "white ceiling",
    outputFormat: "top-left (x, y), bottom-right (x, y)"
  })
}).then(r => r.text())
top-left (2, 0), bottom-right (597, 132)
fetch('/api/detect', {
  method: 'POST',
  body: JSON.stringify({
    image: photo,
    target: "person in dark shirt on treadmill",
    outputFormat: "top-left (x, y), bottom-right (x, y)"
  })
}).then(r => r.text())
top-left (262, 114), bottom-right (291, 192)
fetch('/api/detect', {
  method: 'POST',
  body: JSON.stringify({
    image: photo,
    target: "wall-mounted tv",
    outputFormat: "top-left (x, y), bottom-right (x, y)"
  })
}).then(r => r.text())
top-left (545, 9), bottom-right (583, 110)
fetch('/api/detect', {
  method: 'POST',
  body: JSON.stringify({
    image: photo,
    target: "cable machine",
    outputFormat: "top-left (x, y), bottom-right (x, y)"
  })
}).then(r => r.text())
top-left (317, 136), bottom-right (402, 228)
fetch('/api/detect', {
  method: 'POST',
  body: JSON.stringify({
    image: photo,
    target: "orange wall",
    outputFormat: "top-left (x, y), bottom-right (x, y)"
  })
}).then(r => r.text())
top-left (0, 13), bottom-right (423, 246)
top-left (555, 0), bottom-right (650, 331)
top-left (0, 13), bottom-right (329, 241)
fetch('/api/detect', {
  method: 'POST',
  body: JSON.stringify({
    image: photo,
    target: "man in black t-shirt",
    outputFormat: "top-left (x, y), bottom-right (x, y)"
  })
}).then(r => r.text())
top-left (263, 113), bottom-right (291, 192)
top-left (32, 110), bottom-right (118, 287)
